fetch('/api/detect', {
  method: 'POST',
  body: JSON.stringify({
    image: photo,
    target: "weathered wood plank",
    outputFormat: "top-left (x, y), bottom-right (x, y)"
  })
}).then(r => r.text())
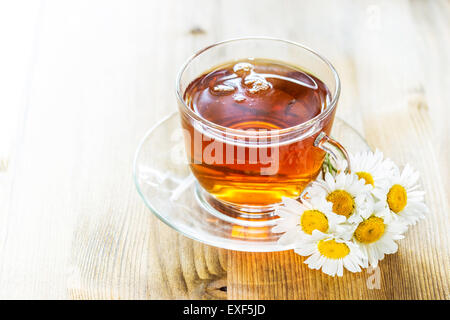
top-left (0, 0), bottom-right (448, 299)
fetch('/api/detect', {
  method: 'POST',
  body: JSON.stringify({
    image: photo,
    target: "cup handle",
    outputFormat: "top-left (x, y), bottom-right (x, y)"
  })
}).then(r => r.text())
top-left (314, 131), bottom-right (351, 174)
top-left (299, 132), bottom-right (351, 202)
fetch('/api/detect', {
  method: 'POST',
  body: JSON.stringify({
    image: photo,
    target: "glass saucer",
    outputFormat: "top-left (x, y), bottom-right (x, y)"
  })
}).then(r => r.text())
top-left (133, 112), bottom-right (370, 252)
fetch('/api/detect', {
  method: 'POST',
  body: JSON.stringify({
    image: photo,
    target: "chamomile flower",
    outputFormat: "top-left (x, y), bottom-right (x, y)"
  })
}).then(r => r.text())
top-left (352, 201), bottom-right (407, 267)
top-left (276, 149), bottom-right (426, 276)
top-left (383, 164), bottom-right (428, 226)
top-left (295, 230), bottom-right (366, 277)
top-left (307, 171), bottom-right (374, 224)
top-left (273, 197), bottom-right (346, 245)
top-left (350, 150), bottom-right (396, 199)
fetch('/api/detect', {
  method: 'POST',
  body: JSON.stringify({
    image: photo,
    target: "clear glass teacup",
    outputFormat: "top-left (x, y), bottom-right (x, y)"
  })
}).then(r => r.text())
top-left (176, 38), bottom-right (349, 221)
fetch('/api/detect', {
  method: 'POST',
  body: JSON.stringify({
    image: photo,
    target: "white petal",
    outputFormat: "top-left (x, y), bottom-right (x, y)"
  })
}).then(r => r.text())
top-left (322, 260), bottom-right (337, 277)
top-left (277, 231), bottom-right (301, 245)
top-left (337, 260), bottom-right (344, 277)
top-left (324, 172), bottom-right (336, 190)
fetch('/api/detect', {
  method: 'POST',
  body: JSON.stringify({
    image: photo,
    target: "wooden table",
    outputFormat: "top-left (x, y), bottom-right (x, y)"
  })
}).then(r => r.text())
top-left (0, 0), bottom-right (448, 299)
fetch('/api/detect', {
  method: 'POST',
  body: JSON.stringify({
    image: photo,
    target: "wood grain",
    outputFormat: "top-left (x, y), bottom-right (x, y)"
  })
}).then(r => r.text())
top-left (0, 0), bottom-right (448, 299)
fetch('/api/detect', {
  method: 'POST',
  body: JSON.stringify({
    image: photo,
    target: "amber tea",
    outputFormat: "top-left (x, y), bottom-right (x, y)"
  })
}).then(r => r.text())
top-left (180, 59), bottom-right (336, 208)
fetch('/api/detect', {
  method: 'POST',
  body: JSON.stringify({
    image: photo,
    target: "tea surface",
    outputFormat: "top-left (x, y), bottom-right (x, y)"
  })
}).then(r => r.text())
top-left (184, 59), bottom-right (330, 130)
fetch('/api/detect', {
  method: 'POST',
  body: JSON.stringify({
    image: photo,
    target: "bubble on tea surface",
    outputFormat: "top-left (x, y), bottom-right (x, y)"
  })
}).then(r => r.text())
top-left (244, 75), bottom-right (272, 94)
top-left (210, 84), bottom-right (235, 96)
top-left (233, 62), bottom-right (254, 77)
top-left (233, 94), bottom-right (246, 103)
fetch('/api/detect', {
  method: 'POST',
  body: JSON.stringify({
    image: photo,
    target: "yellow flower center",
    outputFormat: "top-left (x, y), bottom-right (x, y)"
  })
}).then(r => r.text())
top-left (317, 239), bottom-right (350, 259)
top-left (354, 216), bottom-right (385, 244)
top-left (300, 210), bottom-right (329, 235)
top-left (387, 184), bottom-right (407, 213)
top-left (356, 171), bottom-right (375, 186)
top-left (326, 190), bottom-right (355, 218)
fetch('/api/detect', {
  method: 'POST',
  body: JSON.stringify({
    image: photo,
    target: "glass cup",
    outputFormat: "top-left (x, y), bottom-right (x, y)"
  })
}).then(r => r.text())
top-left (176, 38), bottom-right (349, 221)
